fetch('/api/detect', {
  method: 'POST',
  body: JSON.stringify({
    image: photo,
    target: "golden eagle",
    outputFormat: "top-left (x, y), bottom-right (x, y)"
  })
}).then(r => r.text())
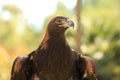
top-left (11, 16), bottom-right (97, 80)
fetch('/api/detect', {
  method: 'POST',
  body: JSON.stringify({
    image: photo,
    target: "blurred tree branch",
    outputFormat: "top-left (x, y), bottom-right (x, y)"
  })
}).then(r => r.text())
top-left (76, 0), bottom-right (82, 53)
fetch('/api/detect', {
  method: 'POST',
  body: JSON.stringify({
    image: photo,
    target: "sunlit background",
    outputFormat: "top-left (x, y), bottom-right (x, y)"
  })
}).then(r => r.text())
top-left (0, 0), bottom-right (120, 80)
top-left (0, 0), bottom-right (77, 30)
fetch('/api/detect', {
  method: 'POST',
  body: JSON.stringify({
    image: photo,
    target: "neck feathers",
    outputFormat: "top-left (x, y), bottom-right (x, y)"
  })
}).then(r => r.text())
top-left (39, 29), bottom-right (67, 50)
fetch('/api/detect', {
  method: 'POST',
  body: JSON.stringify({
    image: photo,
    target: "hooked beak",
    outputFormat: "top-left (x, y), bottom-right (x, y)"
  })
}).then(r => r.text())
top-left (68, 20), bottom-right (74, 28)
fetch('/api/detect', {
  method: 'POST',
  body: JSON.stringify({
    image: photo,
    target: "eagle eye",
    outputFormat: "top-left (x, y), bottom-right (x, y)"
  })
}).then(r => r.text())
top-left (57, 19), bottom-right (62, 22)
top-left (55, 19), bottom-right (63, 25)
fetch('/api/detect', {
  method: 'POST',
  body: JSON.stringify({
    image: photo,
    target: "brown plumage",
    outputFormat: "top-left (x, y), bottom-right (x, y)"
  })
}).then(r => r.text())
top-left (11, 16), bottom-right (97, 80)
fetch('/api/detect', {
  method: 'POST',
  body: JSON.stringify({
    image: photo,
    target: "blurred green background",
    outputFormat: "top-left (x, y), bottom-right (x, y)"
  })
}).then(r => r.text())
top-left (0, 0), bottom-right (120, 80)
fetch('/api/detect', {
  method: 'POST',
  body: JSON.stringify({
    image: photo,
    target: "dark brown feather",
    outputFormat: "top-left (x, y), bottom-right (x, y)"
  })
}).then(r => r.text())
top-left (11, 51), bottom-right (35, 80)
top-left (11, 16), bottom-right (98, 80)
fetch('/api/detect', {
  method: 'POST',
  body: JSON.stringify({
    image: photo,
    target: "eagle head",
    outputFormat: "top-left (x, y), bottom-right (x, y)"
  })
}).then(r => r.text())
top-left (47, 16), bottom-right (74, 35)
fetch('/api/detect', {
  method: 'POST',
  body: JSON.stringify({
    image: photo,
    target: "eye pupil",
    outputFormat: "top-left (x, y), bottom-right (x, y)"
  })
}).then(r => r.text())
top-left (58, 19), bottom-right (61, 22)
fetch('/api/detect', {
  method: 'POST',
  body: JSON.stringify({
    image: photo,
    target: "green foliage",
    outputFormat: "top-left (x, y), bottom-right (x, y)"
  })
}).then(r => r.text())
top-left (81, 0), bottom-right (120, 80)
top-left (0, 5), bottom-right (41, 79)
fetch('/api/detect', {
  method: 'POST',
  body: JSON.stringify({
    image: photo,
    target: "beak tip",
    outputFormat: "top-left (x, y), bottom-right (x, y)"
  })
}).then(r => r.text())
top-left (69, 20), bottom-right (74, 28)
